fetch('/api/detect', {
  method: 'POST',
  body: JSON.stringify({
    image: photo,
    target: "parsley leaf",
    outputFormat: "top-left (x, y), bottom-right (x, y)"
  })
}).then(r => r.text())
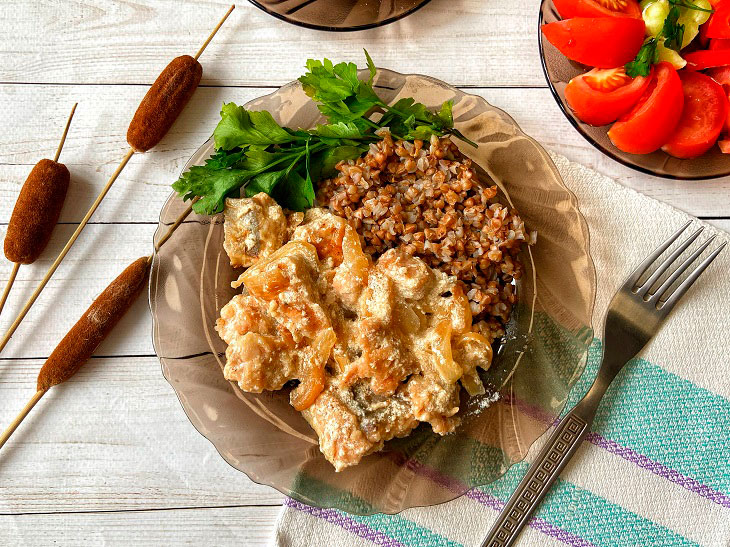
top-left (172, 52), bottom-right (478, 215)
top-left (669, 0), bottom-right (713, 12)
top-left (626, 38), bottom-right (659, 78)
top-left (214, 103), bottom-right (295, 150)
top-left (662, 7), bottom-right (685, 51)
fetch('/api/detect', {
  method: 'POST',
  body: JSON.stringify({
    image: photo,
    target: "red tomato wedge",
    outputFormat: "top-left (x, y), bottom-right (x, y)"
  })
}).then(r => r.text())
top-left (710, 38), bottom-right (730, 49)
top-left (707, 2), bottom-right (730, 38)
top-left (708, 65), bottom-right (730, 84)
top-left (608, 62), bottom-right (684, 154)
top-left (553, 0), bottom-right (642, 18)
top-left (541, 18), bottom-right (646, 67)
top-left (685, 49), bottom-right (730, 70)
top-left (564, 67), bottom-right (652, 125)
top-left (700, 20), bottom-right (712, 47)
top-left (663, 72), bottom-right (729, 158)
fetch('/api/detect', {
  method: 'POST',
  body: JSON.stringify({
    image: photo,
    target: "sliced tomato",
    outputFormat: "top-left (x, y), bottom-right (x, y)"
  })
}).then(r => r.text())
top-left (662, 72), bottom-right (728, 158)
top-left (608, 62), bottom-right (684, 154)
top-left (708, 65), bottom-right (730, 84)
top-left (564, 67), bottom-right (653, 125)
top-left (685, 49), bottom-right (730, 70)
top-left (718, 138), bottom-right (730, 153)
top-left (707, 2), bottom-right (730, 38)
top-left (710, 38), bottom-right (730, 49)
top-left (709, 0), bottom-right (726, 8)
top-left (553, 0), bottom-right (642, 18)
top-left (722, 83), bottom-right (730, 132)
top-left (700, 20), bottom-right (712, 47)
top-left (541, 17), bottom-right (646, 68)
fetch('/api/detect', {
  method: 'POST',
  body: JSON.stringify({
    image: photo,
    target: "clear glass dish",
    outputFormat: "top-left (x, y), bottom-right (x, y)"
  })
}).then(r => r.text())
top-left (149, 68), bottom-right (597, 515)
top-left (248, 0), bottom-right (432, 32)
top-left (539, 0), bottom-right (730, 180)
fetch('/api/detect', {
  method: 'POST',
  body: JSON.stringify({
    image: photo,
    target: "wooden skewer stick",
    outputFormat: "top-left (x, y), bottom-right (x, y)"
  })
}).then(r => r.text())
top-left (0, 263), bottom-right (20, 316)
top-left (0, 391), bottom-right (45, 450)
top-left (1, 256), bottom-right (150, 451)
top-left (0, 149), bottom-right (134, 354)
top-left (154, 196), bottom-right (201, 253)
top-left (0, 7), bottom-right (235, 354)
top-left (54, 102), bottom-right (77, 163)
top-left (0, 103), bottom-right (78, 317)
top-left (195, 5), bottom-right (235, 61)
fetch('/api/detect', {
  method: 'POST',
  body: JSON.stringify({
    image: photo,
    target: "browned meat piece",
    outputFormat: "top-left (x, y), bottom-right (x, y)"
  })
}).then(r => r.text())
top-left (223, 193), bottom-right (288, 268)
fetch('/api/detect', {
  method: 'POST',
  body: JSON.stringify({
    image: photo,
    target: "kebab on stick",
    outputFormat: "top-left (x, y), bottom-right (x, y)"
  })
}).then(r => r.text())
top-left (0, 191), bottom-right (208, 449)
top-left (0, 256), bottom-right (150, 450)
top-left (0, 4), bottom-right (235, 354)
top-left (0, 104), bottom-right (77, 316)
top-left (0, 168), bottom-right (211, 449)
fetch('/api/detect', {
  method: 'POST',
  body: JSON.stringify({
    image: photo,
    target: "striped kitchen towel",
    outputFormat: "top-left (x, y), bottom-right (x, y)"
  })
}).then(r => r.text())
top-left (273, 153), bottom-right (730, 547)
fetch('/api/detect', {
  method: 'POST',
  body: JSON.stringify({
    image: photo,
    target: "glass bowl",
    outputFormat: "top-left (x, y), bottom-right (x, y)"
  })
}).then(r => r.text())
top-left (149, 68), bottom-right (597, 515)
top-left (539, 0), bottom-right (730, 180)
top-left (248, 0), bottom-right (432, 31)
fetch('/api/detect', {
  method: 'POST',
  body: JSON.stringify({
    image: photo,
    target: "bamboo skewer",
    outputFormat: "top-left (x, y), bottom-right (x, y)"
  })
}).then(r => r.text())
top-left (0, 263), bottom-right (20, 316)
top-left (195, 4), bottom-right (235, 61)
top-left (54, 102), bottom-right (77, 163)
top-left (1, 103), bottom-right (77, 317)
top-left (0, 391), bottom-right (44, 450)
top-left (1, 194), bottom-right (202, 449)
top-left (0, 149), bottom-right (134, 353)
top-left (1, 256), bottom-right (151, 451)
top-left (0, 6), bottom-right (234, 355)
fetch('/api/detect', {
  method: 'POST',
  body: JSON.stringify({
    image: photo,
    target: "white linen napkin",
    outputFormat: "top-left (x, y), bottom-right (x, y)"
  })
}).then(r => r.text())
top-left (273, 153), bottom-right (730, 547)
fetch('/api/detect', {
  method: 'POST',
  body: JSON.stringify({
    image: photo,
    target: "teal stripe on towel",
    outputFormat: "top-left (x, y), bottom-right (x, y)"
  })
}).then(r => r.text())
top-left (292, 473), bottom-right (462, 547)
top-left (566, 341), bottom-right (730, 496)
top-left (482, 462), bottom-right (699, 547)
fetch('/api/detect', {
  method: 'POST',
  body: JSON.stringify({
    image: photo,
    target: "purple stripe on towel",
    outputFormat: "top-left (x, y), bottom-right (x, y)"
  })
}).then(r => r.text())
top-left (285, 497), bottom-right (406, 547)
top-left (406, 458), bottom-right (599, 547)
top-left (504, 393), bottom-right (730, 508)
top-left (585, 432), bottom-right (730, 509)
top-left (466, 489), bottom-right (598, 547)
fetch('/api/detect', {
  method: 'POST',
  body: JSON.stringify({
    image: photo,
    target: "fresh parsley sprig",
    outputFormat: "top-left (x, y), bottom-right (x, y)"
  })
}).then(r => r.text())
top-left (172, 51), bottom-right (477, 215)
top-left (669, 0), bottom-right (713, 13)
top-left (626, 38), bottom-right (659, 78)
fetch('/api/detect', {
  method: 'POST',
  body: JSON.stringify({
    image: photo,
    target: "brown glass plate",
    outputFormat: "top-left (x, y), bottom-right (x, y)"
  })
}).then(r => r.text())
top-left (248, 0), bottom-right (432, 31)
top-left (149, 68), bottom-right (597, 515)
top-left (539, 0), bottom-right (730, 180)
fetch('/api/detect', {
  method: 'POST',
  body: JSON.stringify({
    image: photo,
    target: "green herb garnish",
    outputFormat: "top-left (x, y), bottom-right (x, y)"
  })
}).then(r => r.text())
top-left (669, 0), bottom-right (713, 13)
top-left (662, 7), bottom-right (685, 51)
top-left (172, 51), bottom-right (475, 215)
top-left (626, 38), bottom-right (659, 78)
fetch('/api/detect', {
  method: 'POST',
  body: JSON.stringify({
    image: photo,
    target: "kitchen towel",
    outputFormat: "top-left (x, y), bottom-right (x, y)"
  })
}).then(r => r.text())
top-left (273, 153), bottom-right (730, 547)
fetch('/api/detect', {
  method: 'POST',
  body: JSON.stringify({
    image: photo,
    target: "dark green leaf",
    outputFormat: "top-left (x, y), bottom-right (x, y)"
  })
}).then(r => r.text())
top-left (364, 49), bottom-right (376, 85)
top-left (245, 169), bottom-right (288, 196)
top-left (669, 0), bottom-right (713, 12)
top-left (214, 103), bottom-right (294, 150)
top-left (313, 122), bottom-right (364, 139)
top-left (173, 165), bottom-right (254, 215)
top-left (438, 100), bottom-right (454, 128)
top-left (273, 169), bottom-right (315, 211)
top-left (625, 38), bottom-right (658, 78)
top-left (663, 7), bottom-right (685, 51)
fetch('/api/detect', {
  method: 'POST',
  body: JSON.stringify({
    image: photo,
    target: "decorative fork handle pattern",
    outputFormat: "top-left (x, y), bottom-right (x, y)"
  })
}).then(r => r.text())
top-left (481, 411), bottom-right (590, 547)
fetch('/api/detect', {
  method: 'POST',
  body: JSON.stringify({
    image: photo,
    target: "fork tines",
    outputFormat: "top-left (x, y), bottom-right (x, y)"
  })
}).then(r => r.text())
top-left (630, 221), bottom-right (726, 310)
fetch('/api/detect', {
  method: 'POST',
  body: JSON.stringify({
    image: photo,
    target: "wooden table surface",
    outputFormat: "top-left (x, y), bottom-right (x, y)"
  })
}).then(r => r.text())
top-left (1, 1), bottom-right (728, 545)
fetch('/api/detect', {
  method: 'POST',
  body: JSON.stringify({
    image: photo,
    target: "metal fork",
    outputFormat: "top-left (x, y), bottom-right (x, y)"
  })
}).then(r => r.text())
top-left (481, 221), bottom-right (726, 547)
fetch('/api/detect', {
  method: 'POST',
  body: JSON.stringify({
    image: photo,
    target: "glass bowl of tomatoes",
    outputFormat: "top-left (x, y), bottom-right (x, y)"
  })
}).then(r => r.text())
top-left (539, 0), bottom-right (730, 179)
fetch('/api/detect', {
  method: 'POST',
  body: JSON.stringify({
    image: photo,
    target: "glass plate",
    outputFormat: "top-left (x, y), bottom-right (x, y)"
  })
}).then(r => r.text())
top-left (539, 0), bottom-right (730, 180)
top-left (248, 0), bottom-right (432, 31)
top-left (149, 69), bottom-right (597, 515)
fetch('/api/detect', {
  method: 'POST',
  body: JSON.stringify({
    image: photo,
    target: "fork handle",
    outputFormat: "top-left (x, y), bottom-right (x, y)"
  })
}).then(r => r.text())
top-left (480, 403), bottom-right (595, 547)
